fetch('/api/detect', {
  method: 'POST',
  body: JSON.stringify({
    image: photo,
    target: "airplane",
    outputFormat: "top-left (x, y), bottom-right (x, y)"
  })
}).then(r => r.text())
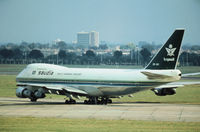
top-left (16, 29), bottom-right (187, 104)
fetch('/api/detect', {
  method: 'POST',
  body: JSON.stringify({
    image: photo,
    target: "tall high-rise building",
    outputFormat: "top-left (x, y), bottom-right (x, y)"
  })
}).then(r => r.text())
top-left (77, 31), bottom-right (99, 47)
top-left (77, 32), bottom-right (90, 46)
top-left (90, 31), bottom-right (99, 47)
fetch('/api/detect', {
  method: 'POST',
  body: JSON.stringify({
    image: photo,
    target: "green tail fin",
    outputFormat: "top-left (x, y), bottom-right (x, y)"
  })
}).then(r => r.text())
top-left (145, 29), bottom-right (184, 70)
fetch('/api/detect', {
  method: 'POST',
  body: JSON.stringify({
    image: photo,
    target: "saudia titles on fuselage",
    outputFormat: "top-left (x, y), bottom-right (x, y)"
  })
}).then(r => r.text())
top-left (32, 70), bottom-right (54, 75)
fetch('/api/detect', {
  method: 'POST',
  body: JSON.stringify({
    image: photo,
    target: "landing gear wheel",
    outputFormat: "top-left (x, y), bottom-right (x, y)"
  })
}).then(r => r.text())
top-left (84, 97), bottom-right (112, 105)
top-left (104, 99), bottom-right (108, 105)
top-left (108, 99), bottom-right (112, 104)
top-left (30, 98), bottom-right (37, 102)
top-left (84, 100), bottom-right (88, 104)
top-left (101, 98), bottom-right (111, 105)
top-left (65, 100), bottom-right (69, 104)
top-left (85, 97), bottom-right (99, 105)
top-left (65, 99), bottom-right (76, 104)
top-left (71, 99), bottom-right (76, 104)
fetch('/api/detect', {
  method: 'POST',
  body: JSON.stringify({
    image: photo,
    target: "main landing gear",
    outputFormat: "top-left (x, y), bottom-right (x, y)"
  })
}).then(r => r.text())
top-left (84, 97), bottom-right (112, 105)
top-left (30, 97), bottom-right (38, 102)
top-left (64, 97), bottom-right (112, 105)
top-left (65, 99), bottom-right (76, 104)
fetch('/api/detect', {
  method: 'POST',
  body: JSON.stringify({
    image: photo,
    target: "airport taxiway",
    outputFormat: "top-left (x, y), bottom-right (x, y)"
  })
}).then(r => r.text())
top-left (0, 97), bottom-right (200, 122)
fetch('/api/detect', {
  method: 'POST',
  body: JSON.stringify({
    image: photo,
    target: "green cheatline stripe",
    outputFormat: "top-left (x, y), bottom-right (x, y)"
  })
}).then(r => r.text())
top-left (17, 78), bottom-right (165, 87)
top-left (16, 77), bottom-right (163, 83)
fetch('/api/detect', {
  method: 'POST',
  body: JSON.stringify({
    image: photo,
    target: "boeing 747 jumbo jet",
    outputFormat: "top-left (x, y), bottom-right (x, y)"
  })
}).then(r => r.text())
top-left (16, 29), bottom-right (186, 104)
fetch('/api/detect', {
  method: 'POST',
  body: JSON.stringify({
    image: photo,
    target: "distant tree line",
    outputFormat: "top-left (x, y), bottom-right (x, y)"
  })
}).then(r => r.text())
top-left (0, 41), bottom-right (200, 66)
top-left (0, 48), bottom-right (137, 65)
top-left (1, 47), bottom-right (200, 66)
top-left (0, 47), bottom-right (146, 65)
top-left (179, 51), bottom-right (200, 66)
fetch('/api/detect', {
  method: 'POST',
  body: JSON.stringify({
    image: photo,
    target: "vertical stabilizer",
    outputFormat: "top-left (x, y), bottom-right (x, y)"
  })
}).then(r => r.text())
top-left (145, 29), bottom-right (184, 70)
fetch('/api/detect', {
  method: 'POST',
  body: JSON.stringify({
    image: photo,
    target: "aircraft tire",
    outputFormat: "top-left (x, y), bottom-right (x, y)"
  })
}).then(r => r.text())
top-left (30, 98), bottom-right (37, 102)
top-left (65, 99), bottom-right (76, 104)
top-left (71, 100), bottom-right (76, 104)
top-left (65, 100), bottom-right (69, 104)
top-left (108, 99), bottom-right (112, 104)
top-left (84, 100), bottom-right (88, 104)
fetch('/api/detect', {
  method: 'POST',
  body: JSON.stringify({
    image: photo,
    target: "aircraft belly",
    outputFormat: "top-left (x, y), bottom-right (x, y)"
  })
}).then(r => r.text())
top-left (98, 85), bottom-right (156, 96)
top-left (77, 86), bottom-right (103, 96)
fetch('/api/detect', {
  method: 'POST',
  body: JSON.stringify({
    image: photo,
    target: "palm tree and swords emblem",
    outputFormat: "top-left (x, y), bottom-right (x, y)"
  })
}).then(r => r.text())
top-left (165, 44), bottom-right (176, 56)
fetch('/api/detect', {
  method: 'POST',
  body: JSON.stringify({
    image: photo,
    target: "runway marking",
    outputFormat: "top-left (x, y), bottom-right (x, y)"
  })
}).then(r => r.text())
top-left (119, 107), bottom-right (129, 120)
top-left (178, 107), bottom-right (184, 121)
top-left (150, 108), bottom-right (158, 121)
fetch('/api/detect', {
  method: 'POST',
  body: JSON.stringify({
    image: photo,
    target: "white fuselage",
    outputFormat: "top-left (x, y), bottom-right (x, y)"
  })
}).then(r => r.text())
top-left (16, 63), bottom-right (181, 96)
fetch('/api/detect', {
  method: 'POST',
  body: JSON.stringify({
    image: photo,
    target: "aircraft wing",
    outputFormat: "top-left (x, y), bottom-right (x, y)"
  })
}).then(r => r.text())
top-left (166, 71), bottom-right (200, 87)
top-left (165, 81), bottom-right (200, 86)
top-left (152, 81), bottom-right (200, 96)
top-left (155, 84), bottom-right (184, 89)
top-left (17, 83), bottom-right (88, 95)
top-left (156, 81), bottom-right (200, 89)
top-left (182, 72), bottom-right (200, 77)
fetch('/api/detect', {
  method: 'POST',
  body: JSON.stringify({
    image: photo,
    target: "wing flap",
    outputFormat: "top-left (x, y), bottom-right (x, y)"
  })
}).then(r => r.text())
top-left (62, 87), bottom-right (87, 95)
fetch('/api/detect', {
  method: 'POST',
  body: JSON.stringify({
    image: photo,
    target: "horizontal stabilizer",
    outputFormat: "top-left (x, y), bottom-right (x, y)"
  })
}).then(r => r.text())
top-left (141, 71), bottom-right (172, 80)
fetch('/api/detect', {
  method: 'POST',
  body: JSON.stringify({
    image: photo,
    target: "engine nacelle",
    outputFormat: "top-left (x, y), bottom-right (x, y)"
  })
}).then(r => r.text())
top-left (16, 87), bottom-right (45, 99)
top-left (34, 91), bottom-right (45, 98)
top-left (16, 87), bottom-right (33, 98)
top-left (152, 88), bottom-right (176, 96)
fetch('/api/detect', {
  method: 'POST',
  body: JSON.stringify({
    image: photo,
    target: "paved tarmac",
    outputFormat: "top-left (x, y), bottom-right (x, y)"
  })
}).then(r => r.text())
top-left (0, 97), bottom-right (200, 122)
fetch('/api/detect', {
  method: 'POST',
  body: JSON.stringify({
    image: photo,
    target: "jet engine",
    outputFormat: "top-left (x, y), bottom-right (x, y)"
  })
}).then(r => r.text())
top-left (16, 87), bottom-right (32, 98)
top-left (152, 88), bottom-right (176, 96)
top-left (16, 87), bottom-right (45, 101)
top-left (34, 90), bottom-right (45, 98)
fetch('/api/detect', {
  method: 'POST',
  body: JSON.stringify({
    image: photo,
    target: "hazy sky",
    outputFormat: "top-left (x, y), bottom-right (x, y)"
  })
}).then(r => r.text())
top-left (0, 0), bottom-right (200, 44)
